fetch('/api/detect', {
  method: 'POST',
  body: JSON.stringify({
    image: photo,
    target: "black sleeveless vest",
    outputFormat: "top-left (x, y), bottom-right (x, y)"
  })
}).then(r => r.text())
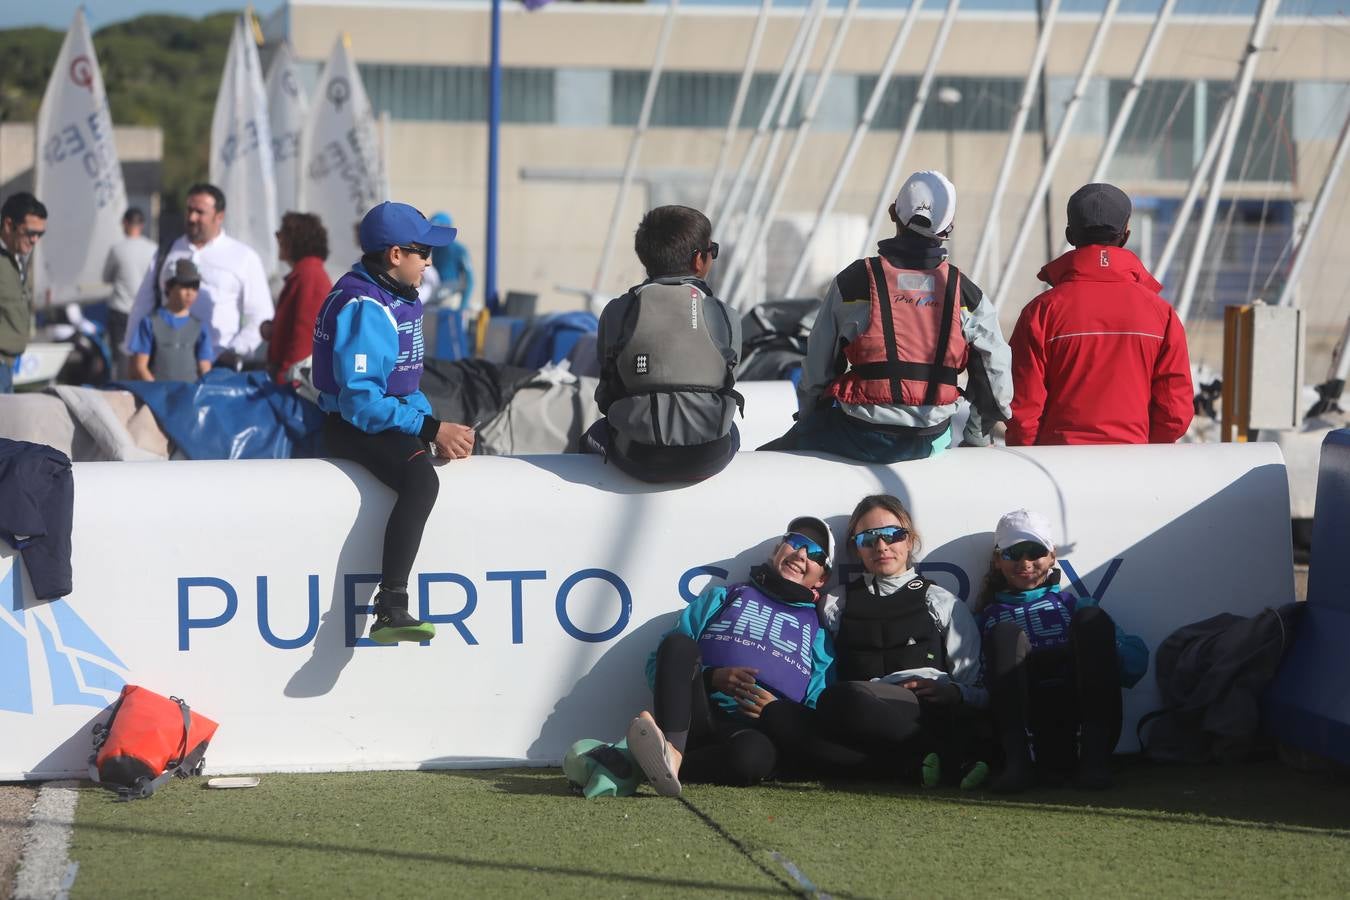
top-left (834, 576), bottom-right (946, 682)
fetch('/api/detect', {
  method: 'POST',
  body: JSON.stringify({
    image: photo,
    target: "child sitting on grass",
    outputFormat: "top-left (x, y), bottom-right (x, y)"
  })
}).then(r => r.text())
top-left (976, 509), bottom-right (1148, 792)
top-left (565, 516), bottom-right (850, 797)
top-left (127, 259), bottom-right (213, 382)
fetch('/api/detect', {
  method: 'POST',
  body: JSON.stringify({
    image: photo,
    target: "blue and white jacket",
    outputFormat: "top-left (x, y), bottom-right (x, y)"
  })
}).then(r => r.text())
top-left (312, 263), bottom-right (436, 438)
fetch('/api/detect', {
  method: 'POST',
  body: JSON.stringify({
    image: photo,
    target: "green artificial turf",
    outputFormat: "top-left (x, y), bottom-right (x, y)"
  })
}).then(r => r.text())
top-left (68, 762), bottom-right (1350, 899)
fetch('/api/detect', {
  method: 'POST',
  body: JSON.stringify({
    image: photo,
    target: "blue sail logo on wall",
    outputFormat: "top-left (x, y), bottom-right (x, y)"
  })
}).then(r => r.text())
top-left (0, 559), bottom-right (127, 715)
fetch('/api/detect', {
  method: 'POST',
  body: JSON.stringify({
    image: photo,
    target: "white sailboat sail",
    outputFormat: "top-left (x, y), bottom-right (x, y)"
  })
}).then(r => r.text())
top-left (32, 7), bottom-right (127, 304)
top-left (210, 14), bottom-right (279, 275)
top-left (300, 34), bottom-right (385, 279)
top-left (266, 40), bottom-right (309, 222)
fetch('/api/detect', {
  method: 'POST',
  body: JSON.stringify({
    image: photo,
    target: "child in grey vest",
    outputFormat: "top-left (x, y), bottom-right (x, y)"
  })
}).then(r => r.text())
top-left (128, 259), bottom-right (214, 382)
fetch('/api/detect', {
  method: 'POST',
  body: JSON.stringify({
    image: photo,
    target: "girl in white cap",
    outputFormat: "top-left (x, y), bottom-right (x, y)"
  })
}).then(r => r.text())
top-left (974, 509), bottom-right (1147, 792)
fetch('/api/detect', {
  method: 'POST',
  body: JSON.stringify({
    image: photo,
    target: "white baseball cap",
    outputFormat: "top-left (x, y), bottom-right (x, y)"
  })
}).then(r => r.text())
top-left (994, 509), bottom-right (1055, 552)
top-left (787, 515), bottom-right (836, 571)
top-left (894, 170), bottom-right (957, 239)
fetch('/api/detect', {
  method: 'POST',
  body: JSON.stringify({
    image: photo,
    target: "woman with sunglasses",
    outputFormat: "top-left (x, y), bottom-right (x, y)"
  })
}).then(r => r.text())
top-left (975, 509), bottom-right (1147, 793)
top-left (568, 516), bottom-right (849, 798)
top-left (816, 494), bottom-right (989, 788)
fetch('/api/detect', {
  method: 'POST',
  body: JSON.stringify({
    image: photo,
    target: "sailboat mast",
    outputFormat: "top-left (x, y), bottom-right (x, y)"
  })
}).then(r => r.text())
top-left (782, 0), bottom-right (927, 299)
top-left (992, 0), bottom-right (1121, 312)
top-left (969, 0), bottom-right (1064, 286)
top-left (705, 0), bottom-right (774, 221)
top-left (856, 0), bottom-right (962, 261)
top-left (1174, 0), bottom-right (1279, 323)
top-left (593, 0), bottom-right (681, 294)
top-left (725, 0), bottom-right (862, 310)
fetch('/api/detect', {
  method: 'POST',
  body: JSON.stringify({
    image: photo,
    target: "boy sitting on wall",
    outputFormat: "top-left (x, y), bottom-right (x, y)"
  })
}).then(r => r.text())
top-left (583, 205), bottom-right (742, 483)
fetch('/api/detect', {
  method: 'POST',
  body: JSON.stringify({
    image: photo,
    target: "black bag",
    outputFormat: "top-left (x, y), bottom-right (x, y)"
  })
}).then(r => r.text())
top-left (1137, 603), bottom-right (1301, 763)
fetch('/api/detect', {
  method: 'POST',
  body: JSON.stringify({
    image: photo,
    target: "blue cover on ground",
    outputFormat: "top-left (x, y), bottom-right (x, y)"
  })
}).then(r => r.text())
top-left (1265, 428), bottom-right (1350, 763)
top-left (109, 370), bottom-right (325, 460)
top-left (508, 312), bottom-right (598, 369)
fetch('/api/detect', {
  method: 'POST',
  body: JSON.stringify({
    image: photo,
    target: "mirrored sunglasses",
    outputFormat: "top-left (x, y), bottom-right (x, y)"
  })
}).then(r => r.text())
top-left (852, 525), bottom-right (909, 550)
top-left (1000, 541), bottom-right (1050, 562)
top-left (782, 532), bottom-right (828, 566)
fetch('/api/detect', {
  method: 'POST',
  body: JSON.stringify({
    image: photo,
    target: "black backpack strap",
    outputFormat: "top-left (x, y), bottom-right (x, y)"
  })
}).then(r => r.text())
top-left (924, 264), bottom-right (960, 407)
top-left (866, 256), bottom-right (905, 404)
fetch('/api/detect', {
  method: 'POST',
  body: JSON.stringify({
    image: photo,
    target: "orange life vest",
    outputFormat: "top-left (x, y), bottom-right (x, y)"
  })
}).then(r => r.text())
top-left (826, 257), bottom-right (967, 408)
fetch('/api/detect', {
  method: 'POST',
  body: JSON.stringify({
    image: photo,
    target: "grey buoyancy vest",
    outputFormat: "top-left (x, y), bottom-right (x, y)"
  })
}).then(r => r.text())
top-left (603, 279), bottom-right (742, 448)
top-left (614, 280), bottom-right (734, 396)
top-left (149, 314), bottom-right (203, 382)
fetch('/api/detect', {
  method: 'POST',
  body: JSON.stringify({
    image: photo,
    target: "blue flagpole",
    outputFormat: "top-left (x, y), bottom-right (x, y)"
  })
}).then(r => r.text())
top-left (486, 0), bottom-right (502, 313)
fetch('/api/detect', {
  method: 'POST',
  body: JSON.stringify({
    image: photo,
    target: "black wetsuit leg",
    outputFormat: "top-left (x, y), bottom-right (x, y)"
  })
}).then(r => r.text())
top-left (650, 632), bottom-right (777, 786)
top-left (323, 414), bottom-right (440, 592)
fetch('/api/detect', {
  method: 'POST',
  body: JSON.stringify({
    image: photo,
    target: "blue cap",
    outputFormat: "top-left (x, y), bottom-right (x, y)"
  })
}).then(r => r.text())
top-left (358, 202), bottom-right (457, 253)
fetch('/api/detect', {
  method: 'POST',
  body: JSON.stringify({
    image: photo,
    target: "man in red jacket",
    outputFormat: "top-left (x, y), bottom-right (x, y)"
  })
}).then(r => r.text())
top-left (1007, 183), bottom-right (1193, 446)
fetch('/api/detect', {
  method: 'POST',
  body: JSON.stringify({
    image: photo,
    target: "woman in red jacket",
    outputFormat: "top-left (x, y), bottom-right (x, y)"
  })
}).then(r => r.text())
top-left (263, 212), bottom-right (332, 384)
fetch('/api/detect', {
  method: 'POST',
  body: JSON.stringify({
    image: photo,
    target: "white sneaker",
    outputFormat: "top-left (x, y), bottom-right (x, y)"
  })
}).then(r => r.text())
top-left (626, 715), bottom-right (682, 797)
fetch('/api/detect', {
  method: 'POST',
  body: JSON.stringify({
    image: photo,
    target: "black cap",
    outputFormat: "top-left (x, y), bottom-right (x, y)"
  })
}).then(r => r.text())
top-left (168, 258), bottom-right (201, 287)
top-left (1066, 183), bottom-right (1131, 246)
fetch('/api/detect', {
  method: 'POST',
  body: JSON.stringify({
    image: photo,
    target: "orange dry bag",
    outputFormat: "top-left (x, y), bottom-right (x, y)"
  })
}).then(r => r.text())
top-left (90, 685), bottom-right (219, 800)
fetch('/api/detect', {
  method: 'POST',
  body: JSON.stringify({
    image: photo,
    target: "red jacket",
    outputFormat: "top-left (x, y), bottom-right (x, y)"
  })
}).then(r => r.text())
top-left (267, 255), bottom-right (332, 384)
top-left (1007, 246), bottom-right (1193, 446)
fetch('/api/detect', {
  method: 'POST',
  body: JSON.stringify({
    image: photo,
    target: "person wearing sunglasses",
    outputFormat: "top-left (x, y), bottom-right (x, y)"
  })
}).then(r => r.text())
top-left (584, 205), bottom-right (742, 483)
top-left (566, 516), bottom-right (848, 798)
top-left (0, 192), bottom-right (47, 394)
top-left (311, 201), bottom-right (476, 643)
top-left (974, 509), bottom-right (1148, 792)
top-left (816, 494), bottom-right (990, 789)
top-left (761, 170), bottom-right (1011, 462)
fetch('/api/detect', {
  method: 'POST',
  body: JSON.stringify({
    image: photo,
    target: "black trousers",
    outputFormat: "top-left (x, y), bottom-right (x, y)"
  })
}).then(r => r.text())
top-left (983, 605), bottom-right (1123, 770)
top-left (815, 680), bottom-right (988, 779)
top-left (650, 633), bottom-right (866, 785)
top-left (323, 414), bottom-right (440, 593)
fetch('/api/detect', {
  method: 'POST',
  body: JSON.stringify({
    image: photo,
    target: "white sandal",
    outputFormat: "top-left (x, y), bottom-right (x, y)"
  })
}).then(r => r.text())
top-left (626, 715), bottom-right (682, 797)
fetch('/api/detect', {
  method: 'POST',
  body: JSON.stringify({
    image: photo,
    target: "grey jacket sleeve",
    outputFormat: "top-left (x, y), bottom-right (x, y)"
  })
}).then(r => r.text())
top-left (958, 280), bottom-right (1013, 445)
top-left (928, 584), bottom-right (988, 708)
top-left (797, 277), bottom-right (845, 414)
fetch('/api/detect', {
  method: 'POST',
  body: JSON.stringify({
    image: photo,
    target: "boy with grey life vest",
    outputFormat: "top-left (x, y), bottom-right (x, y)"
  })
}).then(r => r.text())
top-left (583, 205), bottom-right (742, 483)
top-left (128, 259), bottom-right (214, 382)
top-left (764, 171), bottom-right (1011, 463)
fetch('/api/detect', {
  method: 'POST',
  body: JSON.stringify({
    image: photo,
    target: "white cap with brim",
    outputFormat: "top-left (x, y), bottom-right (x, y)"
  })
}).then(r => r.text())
top-left (894, 170), bottom-right (957, 239)
top-left (787, 515), bottom-right (836, 570)
top-left (994, 509), bottom-right (1055, 552)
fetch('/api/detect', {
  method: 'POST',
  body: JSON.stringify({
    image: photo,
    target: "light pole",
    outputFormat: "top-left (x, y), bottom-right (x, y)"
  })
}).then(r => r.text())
top-left (937, 85), bottom-right (962, 181)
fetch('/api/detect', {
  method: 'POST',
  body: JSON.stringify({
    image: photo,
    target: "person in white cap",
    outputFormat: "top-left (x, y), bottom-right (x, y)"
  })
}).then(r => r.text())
top-left (762, 170), bottom-right (1011, 462)
top-left (972, 508), bottom-right (1148, 792)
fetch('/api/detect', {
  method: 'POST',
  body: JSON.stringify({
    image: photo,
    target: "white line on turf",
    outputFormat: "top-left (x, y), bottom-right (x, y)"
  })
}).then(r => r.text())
top-left (13, 781), bottom-right (79, 900)
top-left (770, 850), bottom-right (832, 899)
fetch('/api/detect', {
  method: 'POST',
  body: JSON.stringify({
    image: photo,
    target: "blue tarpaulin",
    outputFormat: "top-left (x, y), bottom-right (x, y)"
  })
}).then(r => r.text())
top-left (109, 370), bottom-right (324, 460)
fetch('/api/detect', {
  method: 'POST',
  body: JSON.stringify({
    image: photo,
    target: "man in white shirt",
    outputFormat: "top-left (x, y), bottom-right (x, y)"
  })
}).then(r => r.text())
top-left (102, 207), bottom-right (157, 377)
top-left (126, 183), bottom-right (272, 368)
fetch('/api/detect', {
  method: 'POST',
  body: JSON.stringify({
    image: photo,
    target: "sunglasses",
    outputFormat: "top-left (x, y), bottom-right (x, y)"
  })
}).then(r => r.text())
top-left (1000, 541), bottom-right (1051, 562)
top-left (398, 244), bottom-right (433, 259)
top-left (19, 227), bottom-right (45, 239)
top-left (782, 533), bottom-right (828, 566)
top-left (693, 242), bottom-right (719, 262)
top-left (852, 526), bottom-right (909, 551)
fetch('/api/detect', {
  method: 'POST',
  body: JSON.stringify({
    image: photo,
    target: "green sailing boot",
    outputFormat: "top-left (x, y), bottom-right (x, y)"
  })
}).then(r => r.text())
top-left (369, 589), bottom-right (437, 644)
top-left (563, 738), bottom-right (641, 799)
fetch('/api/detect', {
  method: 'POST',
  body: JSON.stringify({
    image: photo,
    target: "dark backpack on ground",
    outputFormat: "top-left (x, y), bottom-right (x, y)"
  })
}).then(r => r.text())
top-left (1137, 603), bottom-right (1301, 763)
